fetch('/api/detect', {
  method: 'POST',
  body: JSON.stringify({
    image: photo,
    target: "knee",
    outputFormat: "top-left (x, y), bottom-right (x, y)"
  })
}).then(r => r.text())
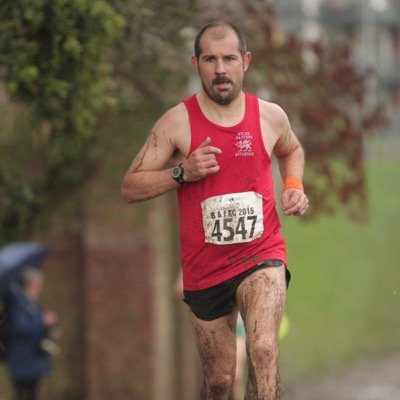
top-left (205, 371), bottom-right (235, 397)
top-left (249, 338), bottom-right (278, 366)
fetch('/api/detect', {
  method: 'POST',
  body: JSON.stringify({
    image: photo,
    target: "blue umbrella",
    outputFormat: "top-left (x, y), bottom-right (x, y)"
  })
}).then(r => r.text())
top-left (0, 242), bottom-right (49, 298)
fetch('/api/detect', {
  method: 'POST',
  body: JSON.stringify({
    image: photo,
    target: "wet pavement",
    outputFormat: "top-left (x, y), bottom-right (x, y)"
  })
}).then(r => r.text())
top-left (286, 353), bottom-right (400, 400)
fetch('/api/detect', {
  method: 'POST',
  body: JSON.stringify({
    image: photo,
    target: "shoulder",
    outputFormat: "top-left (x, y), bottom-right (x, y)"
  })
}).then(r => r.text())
top-left (258, 98), bottom-right (289, 132)
top-left (254, 97), bottom-right (298, 155)
top-left (160, 102), bottom-right (191, 152)
top-left (154, 102), bottom-right (189, 135)
top-left (257, 98), bottom-right (291, 147)
top-left (146, 101), bottom-right (191, 158)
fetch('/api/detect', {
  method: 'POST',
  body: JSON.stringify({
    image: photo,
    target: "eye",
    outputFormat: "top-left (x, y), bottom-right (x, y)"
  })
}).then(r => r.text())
top-left (224, 55), bottom-right (237, 62)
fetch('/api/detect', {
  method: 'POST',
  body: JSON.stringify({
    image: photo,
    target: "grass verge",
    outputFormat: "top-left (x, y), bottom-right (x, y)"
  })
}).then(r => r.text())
top-left (280, 157), bottom-right (400, 380)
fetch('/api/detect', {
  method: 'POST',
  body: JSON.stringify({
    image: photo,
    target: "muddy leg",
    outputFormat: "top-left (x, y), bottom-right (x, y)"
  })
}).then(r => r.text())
top-left (236, 266), bottom-right (287, 400)
top-left (189, 310), bottom-right (238, 400)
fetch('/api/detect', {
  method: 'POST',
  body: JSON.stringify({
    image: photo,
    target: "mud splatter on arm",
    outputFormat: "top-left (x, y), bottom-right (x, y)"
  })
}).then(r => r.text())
top-left (121, 125), bottom-right (180, 203)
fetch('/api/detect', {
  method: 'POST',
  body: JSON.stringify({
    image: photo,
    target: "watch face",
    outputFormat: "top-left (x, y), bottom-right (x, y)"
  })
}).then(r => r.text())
top-left (172, 166), bottom-right (182, 179)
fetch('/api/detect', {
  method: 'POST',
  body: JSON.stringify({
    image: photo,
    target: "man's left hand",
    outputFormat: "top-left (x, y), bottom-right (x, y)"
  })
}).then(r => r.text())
top-left (281, 188), bottom-right (309, 216)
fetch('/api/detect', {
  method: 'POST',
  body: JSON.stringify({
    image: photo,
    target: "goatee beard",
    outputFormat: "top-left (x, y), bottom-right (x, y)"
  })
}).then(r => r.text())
top-left (201, 79), bottom-right (241, 106)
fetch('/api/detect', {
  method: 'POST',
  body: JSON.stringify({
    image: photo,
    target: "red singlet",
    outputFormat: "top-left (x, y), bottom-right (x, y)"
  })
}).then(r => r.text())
top-left (179, 93), bottom-right (286, 290)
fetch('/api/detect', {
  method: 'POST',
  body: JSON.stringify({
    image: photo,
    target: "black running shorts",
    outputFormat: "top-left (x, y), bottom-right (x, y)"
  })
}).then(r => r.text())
top-left (183, 259), bottom-right (291, 321)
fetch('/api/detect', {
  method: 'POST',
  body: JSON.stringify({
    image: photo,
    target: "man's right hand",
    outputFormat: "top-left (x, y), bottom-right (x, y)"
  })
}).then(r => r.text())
top-left (183, 137), bottom-right (222, 182)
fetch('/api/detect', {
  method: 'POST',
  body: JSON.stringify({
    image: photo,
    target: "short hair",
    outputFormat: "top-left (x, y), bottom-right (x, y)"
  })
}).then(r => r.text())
top-left (194, 21), bottom-right (247, 58)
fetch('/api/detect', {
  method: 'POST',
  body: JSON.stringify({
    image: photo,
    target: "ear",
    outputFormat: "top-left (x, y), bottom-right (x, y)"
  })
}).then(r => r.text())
top-left (243, 51), bottom-right (252, 72)
top-left (191, 55), bottom-right (199, 73)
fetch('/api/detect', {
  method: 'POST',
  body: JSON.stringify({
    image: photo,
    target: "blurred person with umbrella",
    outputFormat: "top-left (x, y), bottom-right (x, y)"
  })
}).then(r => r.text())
top-left (0, 242), bottom-right (48, 299)
top-left (0, 242), bottom-right (58, 400)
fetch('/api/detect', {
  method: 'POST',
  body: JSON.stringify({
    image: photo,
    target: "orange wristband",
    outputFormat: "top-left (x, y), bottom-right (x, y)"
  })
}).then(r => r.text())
top-left (284, 177), bottom-right (304, 192)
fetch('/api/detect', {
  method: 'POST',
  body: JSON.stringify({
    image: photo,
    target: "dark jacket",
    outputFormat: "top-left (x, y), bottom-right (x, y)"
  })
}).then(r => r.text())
top-left (5, 292), bottom-right (51, 381)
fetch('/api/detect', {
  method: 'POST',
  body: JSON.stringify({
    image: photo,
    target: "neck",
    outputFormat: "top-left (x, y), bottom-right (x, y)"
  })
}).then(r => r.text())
top-left (197, 91), bottom-right (246, 127)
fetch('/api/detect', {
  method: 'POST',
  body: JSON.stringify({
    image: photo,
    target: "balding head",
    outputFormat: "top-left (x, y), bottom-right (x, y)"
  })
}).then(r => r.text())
top-left (194, 21), bottom-right (247, 58)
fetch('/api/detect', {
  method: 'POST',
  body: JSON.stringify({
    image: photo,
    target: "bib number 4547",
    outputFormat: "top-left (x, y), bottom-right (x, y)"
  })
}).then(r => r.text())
top-left (201, 191), bottom-right (264, 245)
top-left (211, 215), bottom-right (257, 242)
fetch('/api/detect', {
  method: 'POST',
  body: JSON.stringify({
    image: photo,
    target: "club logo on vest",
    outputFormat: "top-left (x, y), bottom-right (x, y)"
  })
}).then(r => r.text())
top-left (235, 132), bottom-right (254, 157)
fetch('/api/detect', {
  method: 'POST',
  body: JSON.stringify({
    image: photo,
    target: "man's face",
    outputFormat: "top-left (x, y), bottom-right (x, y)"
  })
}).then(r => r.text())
top-left (192, 28), bottom-right (251, 105)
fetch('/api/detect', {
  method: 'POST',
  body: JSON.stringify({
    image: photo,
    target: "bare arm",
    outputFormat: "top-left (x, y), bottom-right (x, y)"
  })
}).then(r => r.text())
top-left (273, 108), bottom-right (308, 216)
top-left (274, 120), bottom-right (305, 183)
top-left (121, 113), bottom-right (181, 203)
top-left (121, 104), bottom-right (222, 203)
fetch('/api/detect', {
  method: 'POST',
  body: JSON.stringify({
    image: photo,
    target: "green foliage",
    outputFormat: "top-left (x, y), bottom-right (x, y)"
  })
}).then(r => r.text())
top-left (0, 0), bottom-right (123, 244)
top-left (110, 0), bottom-right (197, 113)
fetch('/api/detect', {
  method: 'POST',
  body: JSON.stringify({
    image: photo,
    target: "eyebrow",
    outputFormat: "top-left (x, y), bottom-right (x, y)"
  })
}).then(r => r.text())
top-left (200, 53), bottom-right (239, 60)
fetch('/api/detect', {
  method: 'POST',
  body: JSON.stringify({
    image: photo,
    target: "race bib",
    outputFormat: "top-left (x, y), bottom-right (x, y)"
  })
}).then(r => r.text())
top-left (201, 191), bottom-right (264, 245)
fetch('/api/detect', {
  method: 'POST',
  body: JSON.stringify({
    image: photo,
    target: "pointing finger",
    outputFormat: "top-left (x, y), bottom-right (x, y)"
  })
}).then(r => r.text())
top-left (198, 137), bottom-right (222, 154)
top-left (207, 146), bottom-right (222, 155)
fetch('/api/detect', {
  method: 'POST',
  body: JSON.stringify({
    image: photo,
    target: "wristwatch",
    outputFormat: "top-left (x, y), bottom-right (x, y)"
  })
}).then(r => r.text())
top-left (171, 163), bottom-right (186, 185)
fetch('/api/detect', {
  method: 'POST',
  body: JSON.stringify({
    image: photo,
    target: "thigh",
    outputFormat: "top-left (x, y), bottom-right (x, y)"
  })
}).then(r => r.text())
top-left (235, 265), bottom-right (287, 343)
top-left (188, 308), bottom-right (238, 377)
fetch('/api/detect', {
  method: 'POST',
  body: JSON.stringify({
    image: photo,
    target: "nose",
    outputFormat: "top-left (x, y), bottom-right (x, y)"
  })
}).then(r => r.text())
top-left (215, 58), bottom-right (226, 74)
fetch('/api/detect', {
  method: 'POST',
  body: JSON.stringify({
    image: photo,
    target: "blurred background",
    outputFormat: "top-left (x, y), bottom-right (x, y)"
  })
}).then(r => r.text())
top-left (0, 0), bottom-right (399, 399)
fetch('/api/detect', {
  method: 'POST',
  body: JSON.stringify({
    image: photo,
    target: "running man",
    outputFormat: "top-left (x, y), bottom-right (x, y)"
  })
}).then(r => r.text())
top-left (122, 21), bottom-right (308, 400)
